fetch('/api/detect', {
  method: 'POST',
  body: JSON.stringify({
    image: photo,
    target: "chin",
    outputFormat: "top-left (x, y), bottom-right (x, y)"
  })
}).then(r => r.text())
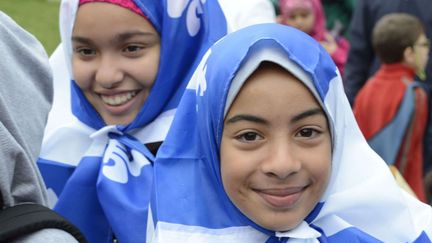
top-left (268, 224), bottom-right (298, 232)
top-left (104, 116), bottom-right (135, 126)
top-left (255, 218), bottom-right (301, 232)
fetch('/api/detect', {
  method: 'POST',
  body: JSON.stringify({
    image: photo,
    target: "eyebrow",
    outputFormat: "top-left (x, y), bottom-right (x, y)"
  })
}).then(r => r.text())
top-left (225, 114), bottom-right (268, 125)
top-left (225, 107), bottom-right (324, 125)
top-left (72, 31), bottom-right (158, 45)
top-left (71, 36), bottom-right (94, 45)
top-left (291, 108), bottom-right (324, 123)
top-left (114, 31), bottom-right (158, 43)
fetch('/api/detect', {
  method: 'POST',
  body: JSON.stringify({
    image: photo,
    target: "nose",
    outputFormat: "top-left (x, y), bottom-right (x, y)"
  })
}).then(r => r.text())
top-left (95, 54), bottom-right (124, 89)
top-left (261, 140), bottom-right (301, 180)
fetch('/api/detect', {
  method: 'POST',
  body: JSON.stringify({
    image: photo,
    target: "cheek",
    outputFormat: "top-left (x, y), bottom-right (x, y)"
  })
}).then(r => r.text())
top-left (285, 19), bottom-right (299, 28)
top-left (220, 149), bottom-right (254, 214)
top-left (423, 51), bottom-right (430, 62)
top-left (304, 21), bottom-right (314, 32)
top-left (220, 147), bottom-right (239, 191)
top-left (297, 135), bottom-right (332, 184)
top-left (220, 141), bottom-right (253, 193)
top-left (134, 51), bottom-right (160, 87)
top-left (72, 60), bottom-right (92, 89)
top-left (308, 147), bottom-right (332, 186)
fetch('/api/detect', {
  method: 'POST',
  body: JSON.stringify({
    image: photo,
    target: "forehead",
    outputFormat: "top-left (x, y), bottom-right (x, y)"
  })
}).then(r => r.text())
top-left (232, 63), bottom-right (320, 112)
top-left (73, 3), bottom-right (155, 34)
top-left (244, 62), bottom-right (312, 95)
top-left (220, 44), bottom-right (333, 128)
top-left (287, 7), bottom-right (313, 16)
top-left (416, 33), bottom-right (428, 41)
top-left (248, 62), bottom-right (297, 83)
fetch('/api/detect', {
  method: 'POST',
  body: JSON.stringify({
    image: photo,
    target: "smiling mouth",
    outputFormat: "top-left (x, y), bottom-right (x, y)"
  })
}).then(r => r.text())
top-left (100, 91), bottom-right (138, 106)
top-left (255, 187), bottom-right (306, 209)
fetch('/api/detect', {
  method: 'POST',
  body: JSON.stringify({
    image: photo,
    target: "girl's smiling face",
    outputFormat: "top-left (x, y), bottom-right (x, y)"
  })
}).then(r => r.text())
top-left (72, 3), bottom-right (160, 125)
top-left (220, 62), bottom-right (332, 231)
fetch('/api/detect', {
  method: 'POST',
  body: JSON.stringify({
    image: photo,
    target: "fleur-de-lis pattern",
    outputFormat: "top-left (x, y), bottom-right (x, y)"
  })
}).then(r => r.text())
top-left (187, 49), bottom-right (211, 96)
top-left (167, 0), bottom-right (207, 36)
top-left (102, 139), bottom-right (150, 184)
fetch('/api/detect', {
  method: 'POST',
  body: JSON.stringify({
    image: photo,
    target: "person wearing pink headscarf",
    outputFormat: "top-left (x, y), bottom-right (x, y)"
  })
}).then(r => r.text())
top-left (278, 0), bottom-right (349, 75)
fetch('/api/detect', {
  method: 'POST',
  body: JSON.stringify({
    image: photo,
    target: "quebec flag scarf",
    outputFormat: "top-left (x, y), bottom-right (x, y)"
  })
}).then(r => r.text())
top-left (37, 0), bottom-right (226, 242)
top-left (152, 24), bottom-right (432, 242)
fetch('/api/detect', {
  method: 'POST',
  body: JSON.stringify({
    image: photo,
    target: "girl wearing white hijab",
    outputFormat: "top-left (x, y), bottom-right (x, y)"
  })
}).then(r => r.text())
top-left (152, 23), bottom-right (432, 242)
top-left (37, 0), bottom-right (226, 242)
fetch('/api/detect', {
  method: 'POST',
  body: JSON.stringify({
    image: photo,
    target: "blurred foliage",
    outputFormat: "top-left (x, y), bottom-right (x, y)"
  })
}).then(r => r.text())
top-left (0, 0), bottom-right (61, 55)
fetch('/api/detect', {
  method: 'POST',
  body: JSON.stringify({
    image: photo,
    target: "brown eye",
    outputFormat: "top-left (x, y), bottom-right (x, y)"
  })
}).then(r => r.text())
top-left (243, 132), bottom-right (258, 141)
top-left (236, 132), bottom-right (263, 142)
top-left (124, 45), bottom-right (143, 53)
top-left (74, 47), bottom-right (96, 57)
top-left (296, 128), bottom-right (321, 138)
top-left (299, 128), bottom-right (313, 137)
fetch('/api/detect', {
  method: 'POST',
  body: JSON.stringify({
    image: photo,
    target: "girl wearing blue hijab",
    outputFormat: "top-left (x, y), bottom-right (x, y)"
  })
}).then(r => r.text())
top-left (37, 0), bottom-right (226, 242)
top-left (152, 23), bottom-right (432, 242)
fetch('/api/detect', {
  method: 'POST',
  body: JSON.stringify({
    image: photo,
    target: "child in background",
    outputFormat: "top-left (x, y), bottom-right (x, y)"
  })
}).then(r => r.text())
top-left (151, 23), bottom-right (432, 242)
top-left (37, 0), bottom-right (226, 242)
top-left (354, 13), bottom-right (431, 203)
top-left (277, 0), bottom-right (349, 75)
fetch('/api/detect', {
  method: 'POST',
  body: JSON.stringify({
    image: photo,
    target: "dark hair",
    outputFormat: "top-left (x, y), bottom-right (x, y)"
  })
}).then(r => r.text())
top-left (372, 13), bottom-right (425, 64)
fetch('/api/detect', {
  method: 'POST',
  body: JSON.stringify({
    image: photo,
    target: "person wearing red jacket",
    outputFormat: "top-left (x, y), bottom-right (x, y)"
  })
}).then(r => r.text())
top-left (354, 13), bottom-right (431, 202)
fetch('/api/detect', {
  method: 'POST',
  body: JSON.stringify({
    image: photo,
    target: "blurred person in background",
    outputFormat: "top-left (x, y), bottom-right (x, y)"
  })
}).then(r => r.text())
top-left (345, 1), bottom-right (432, 203)
top-left (277, 0), bottom-right (350, 75)
top-left (353, 13), bottom-right (431, 203)
top-left (344, 0), bottom-right (432, 105)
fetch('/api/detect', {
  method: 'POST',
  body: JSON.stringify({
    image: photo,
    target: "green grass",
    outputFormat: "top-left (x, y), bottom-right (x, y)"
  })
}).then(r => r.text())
top-left (0, 0), bottom-right (61, 55)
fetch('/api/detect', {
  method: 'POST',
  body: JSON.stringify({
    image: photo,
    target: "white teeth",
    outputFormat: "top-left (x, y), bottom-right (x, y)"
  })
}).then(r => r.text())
top-left (101, 91), bottom-right (137, 106)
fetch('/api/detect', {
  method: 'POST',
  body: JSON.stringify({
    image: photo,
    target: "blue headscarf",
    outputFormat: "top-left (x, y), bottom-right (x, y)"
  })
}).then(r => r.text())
top-left (37, 0), bottom-right (226, 242)
top-left (152, 23), bottom-right (432, 242)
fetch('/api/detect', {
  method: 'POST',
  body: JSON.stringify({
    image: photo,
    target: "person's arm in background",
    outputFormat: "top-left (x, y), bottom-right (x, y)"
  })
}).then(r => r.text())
top-left (343, 0), bottom-right (376, 105)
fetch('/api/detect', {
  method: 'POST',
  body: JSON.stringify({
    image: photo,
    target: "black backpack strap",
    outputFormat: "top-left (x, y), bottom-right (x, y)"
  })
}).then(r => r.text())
top-left (0, 203), bottom-right (86, 243)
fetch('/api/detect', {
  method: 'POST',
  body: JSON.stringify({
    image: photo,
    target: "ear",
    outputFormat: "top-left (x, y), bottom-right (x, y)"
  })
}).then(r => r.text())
top-left (403, 46), bottom-right (415, 67)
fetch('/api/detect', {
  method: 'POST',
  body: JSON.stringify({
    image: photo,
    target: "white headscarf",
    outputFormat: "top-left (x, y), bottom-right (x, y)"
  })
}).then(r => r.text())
top-left (37, 0), bottom-right (227, 242)
top-left (152, 23), bottom-right (432, 242)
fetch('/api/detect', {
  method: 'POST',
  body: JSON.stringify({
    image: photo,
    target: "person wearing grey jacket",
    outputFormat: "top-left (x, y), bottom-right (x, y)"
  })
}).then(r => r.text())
top-left (0, 11), bottom-right (84, 243)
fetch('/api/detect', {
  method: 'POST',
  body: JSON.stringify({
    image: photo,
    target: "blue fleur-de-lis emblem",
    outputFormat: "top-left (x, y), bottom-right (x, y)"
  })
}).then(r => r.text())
top-left (102, 139), bottom-right (150, 183)
top-left (167, 0), bottom-right (207, 36)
